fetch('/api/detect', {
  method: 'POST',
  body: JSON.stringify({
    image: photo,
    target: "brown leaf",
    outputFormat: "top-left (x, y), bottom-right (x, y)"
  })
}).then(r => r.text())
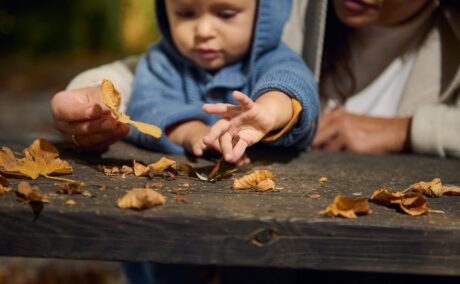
top-left (174, 194), bottom-right (190, 204)
top-left (319, 176), bottom-right (328, 185)
top-left (133, 161), bottom-right (149, 176)
top-left (404, 178), bottom-right (460, 197)
top-left (57, 181), bottom-right (85, 195)
top-left (320, 195), bottom-right (370, 218)
top-left (307, 193), bottom-right (321, 199)
top-left (370, 188), bottom-right (443, 216)
top-left (117, 188), bottom-right (166, 210)
top-left (232, 170), bottom-right (275, 191)
top-left (0, 139), bottom-right (73, 180)
top-left (16, 181), bottom-right (49, 203)
top-left (65, 199), bottom-right (76, 206)
top-left (102, 79), bottom-right (161, 138)
top-left (99, 165), bottom-right (133, 176)
top-left (144, 182), bottom-right (163, 189)
top-left (133, 158), bottom-right (177, 178)
top-left (0, 174), bottom-right (12, 195)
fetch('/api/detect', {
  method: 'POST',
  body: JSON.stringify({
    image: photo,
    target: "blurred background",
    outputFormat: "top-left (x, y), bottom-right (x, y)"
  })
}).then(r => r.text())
top-left (0, 1), bottom-right (159, 283)
top-left (0, 0), bottom-right (160, 140)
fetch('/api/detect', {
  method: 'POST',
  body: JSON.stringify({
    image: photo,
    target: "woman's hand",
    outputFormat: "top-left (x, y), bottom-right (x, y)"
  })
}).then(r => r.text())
top-left (51, 86), bottom-right (129, 152)
top-left (312, 108), bottom-right (411, 154)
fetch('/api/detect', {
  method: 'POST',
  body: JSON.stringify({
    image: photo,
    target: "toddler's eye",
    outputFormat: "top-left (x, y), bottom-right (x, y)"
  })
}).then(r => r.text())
top-left (217, 10), bottom-right (237, 19)
top-left (175, 10), bottom-right (195, 18)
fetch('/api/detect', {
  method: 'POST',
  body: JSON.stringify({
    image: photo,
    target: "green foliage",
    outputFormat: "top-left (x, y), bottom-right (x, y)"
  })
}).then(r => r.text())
top-left (0, 0), bottom-right (123, 54)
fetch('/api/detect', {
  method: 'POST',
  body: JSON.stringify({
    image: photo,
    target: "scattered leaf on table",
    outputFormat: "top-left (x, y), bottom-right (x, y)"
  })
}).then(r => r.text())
top-left (0, 139), bottom-right (73, 181)
top-left (232, 170), bottom-right (275, 192)
top-left (320, 195), bottom-right (370, 218)
top-left (134, 157), bottom-right (177, 178)
top-left (319, 176), bottom-right (328, 185)
top-left (404, 178), bottom-right (460, 197)
top-left (57, 181), bottom-right (85, 195)
top-left (99, 165), bottom-right (133, 177)
top-left (144, 182), bottom-right (163, 189)
top-left (16, 181), bottom-right (49, 203)
top-left (117, 188), bottom-right (166, 210)
top-left (102, 79), bottom-right (161, 138)
top-left (307, 193), bottom-right (321, 199)
top-left (370, 188), bottom-right (444, 216)
top-left (66, 199), bottom-right (76, 206)
top-left (0, 174), bottom-right (12, 195)
top-left (174, 194), bottom-right (190, 204)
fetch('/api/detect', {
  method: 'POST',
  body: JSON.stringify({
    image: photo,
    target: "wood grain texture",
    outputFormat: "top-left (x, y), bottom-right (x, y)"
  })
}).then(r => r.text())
top-left (1, 139), bottom-right (460, 276)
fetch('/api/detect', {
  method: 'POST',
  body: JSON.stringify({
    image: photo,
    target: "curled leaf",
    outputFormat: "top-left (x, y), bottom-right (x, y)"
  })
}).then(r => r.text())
top-left (117, 188), bottom-right (166, 210)
top-left (232, 170), bottom-right (275, 192)
top-left (319, 176), bottom-right (328, 185)
top-left (0, 174), bottom-right (12, 195)
top-left (0, 139), bottom-right (73, 181)
top-left (370, 188), bottom-right (443, 216)
top-left (102, 79), bottom-right (161, 138)
top-left (16, 181), bottom-right (49, 203)
top-left (404, 178), bottom-right (460, 197)
top-left (320, 195), bottom-right (370, 219)
top-left (134, 157), bottom-right (177, 178)
top-left (57, 181), bottom-right (85, 195)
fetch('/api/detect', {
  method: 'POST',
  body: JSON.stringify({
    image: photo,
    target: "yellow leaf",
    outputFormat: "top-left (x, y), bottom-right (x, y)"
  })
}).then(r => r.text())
top-left (0, 174), bottom-right (12, 195)
top-left (0, 139), bottom-right (73, 180)
top-left (117, 188), bottom-right (166, 210)
top-left (232, 170), bottom-right (275, 191)
top-left (370, 188), bottom-right (443, 216)
top-left (101, 79), bottom-right (161, 138)
top-left (320, 195), bottom-right (370, 219)
top-left (405, 178), bottom-right (460, 197)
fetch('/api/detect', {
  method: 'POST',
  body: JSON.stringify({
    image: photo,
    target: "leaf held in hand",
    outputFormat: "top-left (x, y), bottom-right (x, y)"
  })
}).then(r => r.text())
top-left (232, 170), bottom-right (275, 192)
top-left (101, 79), bottom-right (161, 138)
top-left (320, 195), bottom-right (370, 219)
top-left (0, 139), bottom-right (73, 181)
top-left (404, 178), bottom-right (460, 197)
top-left (117, 188), bottom-right (166, 210)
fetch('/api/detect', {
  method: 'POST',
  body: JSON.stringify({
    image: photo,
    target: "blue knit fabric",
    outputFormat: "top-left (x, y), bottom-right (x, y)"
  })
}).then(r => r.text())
top-left (126, 0), bottom-right (319, 153)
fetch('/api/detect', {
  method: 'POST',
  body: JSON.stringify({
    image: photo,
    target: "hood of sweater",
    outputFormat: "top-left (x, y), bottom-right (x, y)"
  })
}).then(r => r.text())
top-left (154, 0), bottom-right (292, 76)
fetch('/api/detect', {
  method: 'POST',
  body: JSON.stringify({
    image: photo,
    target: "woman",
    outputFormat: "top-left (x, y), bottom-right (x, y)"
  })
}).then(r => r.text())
top-left (51, 0), bottom-right (460, 158)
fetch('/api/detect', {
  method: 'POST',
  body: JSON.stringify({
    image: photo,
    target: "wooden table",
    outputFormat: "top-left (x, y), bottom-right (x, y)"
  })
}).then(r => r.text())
top-left (1, 138), bottom-right (460, 277)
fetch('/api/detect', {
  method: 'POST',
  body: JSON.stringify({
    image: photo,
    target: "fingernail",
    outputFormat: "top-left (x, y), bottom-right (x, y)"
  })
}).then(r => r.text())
top-left (101, 120), bottom-right (115, 131)
top-left (85, 105), bottom-right (101, 118)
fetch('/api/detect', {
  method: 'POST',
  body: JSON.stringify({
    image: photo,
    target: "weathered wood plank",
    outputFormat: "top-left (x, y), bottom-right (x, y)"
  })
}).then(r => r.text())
top-left (1, 139), bottom-right (460, 276)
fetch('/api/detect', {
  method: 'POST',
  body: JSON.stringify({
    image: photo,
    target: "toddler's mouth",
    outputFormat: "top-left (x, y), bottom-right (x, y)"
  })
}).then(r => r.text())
top-left (196, 48), bottom-right (219, 60)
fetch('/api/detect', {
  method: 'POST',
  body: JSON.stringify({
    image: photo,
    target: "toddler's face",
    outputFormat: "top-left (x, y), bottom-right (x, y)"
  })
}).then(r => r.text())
top-left (333, 0), bottom-right (432, 27)
top-left (166, 0), bottom-right (257, 72)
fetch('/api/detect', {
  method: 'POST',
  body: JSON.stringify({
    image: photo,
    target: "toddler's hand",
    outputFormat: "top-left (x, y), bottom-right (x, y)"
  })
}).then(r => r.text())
top-left (202, 91), bottom-right (276, 163)
top-left (51, 86), bottom-right (129, 151)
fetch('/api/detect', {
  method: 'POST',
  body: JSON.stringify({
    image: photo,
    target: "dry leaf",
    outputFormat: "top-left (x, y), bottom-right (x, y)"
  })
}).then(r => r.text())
top-left (16, 181), bottom-right (49, 203)
top-left (0, 139), bottom-right (73, 181)
top-left (319, 176), bottom-right (328, 185)
top-left (320, 195), bottom-right (370, 218)
top-left (307, 193), bottom-right (321, 199)
top-left (144, 182), bottom-right (163, 189)
top-left (232, 170), bottom-right (275, 192)
top-left (134, 158), bottom-right (177, 178)
top-left (57, 181), bottom-right (85, 195)
top-left (102, 79), bottom-right (161, 138)
top-left (99, 165), bottom-right (133, 176)
top-left (133, 161), bottom-right (149, 176)
top-left (370, 188), bottom-right (443, 216)
top-left (0, 175), bottom-right (12, 195)
top-left (174, 194), bottom-right (190, 204)
top-left (117, 188), bottom-right (166, 210)
top-left (66, 199), bottom-right (76, 206)
top-left (404, 178), bottom-right (460, 197)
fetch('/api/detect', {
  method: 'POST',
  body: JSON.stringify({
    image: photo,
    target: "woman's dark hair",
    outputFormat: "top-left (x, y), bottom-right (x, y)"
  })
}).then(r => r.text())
top-left (320, 1), bottom-right (355, 102)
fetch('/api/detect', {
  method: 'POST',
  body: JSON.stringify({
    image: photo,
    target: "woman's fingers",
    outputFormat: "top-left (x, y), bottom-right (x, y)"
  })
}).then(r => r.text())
top-left (51, 87), bottom-right (107, 122)
top-left (55, 115), bottom-right (118, 135)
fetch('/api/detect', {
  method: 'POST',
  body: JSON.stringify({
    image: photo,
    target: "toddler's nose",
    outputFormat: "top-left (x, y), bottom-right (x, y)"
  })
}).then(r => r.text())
top-left (195, 16), bottom-right (215, 40)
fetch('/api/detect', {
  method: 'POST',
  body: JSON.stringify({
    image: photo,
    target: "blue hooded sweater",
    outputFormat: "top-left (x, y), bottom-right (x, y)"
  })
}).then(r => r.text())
top-left (126, 0), bottom-right (319, 154)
